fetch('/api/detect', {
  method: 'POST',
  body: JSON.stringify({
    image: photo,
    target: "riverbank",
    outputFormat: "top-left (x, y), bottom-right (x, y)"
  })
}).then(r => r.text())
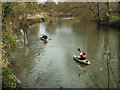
top-left (27, 17), bottom-right (48, 26)
top-left (2, 67), bottom-right (22, 88)
top-left (2, 15), bottom-right (49, 89)
top-left (97, 12), bottom-right (120, 28)
top-left (99, 20), bottom-right (120, 28)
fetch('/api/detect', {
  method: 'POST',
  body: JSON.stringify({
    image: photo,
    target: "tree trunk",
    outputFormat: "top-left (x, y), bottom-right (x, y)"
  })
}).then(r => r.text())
top-left (89, 3), bottom-right (99, 22)
top-left (23, 29), bottom-right (26, 47)
top-left (118, 1), bottom-right (120, 21)
top-left (26, 29), bottom-right (29, 47)
top-left (107, 1), bottom-right (110, 14)
top-left (118, 2), bottom-right (120, 89)
top-left (97, 2), bottom-right (101, 22)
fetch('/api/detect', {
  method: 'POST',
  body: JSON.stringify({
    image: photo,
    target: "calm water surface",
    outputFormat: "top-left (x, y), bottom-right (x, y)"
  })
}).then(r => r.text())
top-left (11, 18), bottom-right (119, 88)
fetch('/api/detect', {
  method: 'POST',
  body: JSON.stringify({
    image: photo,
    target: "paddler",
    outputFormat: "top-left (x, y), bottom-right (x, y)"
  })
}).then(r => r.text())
top-left (78, 48), bottom-right (86, 60)
top-left (81, 53), bottom-right (86, 60)
top-left (42, 34), bottom-right (48, 39)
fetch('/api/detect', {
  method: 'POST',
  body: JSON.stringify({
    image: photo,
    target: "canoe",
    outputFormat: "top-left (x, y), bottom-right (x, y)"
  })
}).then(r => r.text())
top-left (40, 36), bottom-right (48, 43)
top-left (73, 55), bottom-right (90, 65)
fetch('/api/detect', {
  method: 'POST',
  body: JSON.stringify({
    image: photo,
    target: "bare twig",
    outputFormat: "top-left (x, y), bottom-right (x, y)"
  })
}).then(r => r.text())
top-left (87, 68), bottom-right (101, 88)
top-left (81, 78), bottom-right (91, 87)
top-left (109, 78), bottom-right (114, 88)
top-left (86, 69), bottom-right (99, 88)
top-left (109, 67), bottom-right (119, 88)
top-left (106, 53), bottom-right (110, 90)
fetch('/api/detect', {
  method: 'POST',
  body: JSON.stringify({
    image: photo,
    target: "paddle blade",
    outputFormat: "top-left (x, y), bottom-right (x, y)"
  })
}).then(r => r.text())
top-left (78, 48), bottom-right (81, 52)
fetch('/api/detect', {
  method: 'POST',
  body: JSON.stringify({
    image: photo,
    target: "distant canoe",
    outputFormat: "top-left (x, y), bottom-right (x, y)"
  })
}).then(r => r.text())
top-left (40, 36), bottom-right (48, 43)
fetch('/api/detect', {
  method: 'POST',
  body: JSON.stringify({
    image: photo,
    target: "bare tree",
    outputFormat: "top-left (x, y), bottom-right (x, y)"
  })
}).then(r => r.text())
top-left (107, 0), bottom-right (110, 14)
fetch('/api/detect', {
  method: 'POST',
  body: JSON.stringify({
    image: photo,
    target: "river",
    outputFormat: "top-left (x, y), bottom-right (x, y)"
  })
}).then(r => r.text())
top-left (10, 18), bottom-right (119, 88)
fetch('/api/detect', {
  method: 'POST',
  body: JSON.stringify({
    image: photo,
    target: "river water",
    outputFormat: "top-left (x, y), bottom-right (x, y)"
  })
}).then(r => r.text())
top-left (10, 18), bottom-right (119, 88)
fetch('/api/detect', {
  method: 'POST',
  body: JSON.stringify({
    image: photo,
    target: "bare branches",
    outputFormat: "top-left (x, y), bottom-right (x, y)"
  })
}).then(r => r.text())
top-left (86, 69), bottom-right (99, 88)
top-left (28, 2), bottom-right (38, 14)
top-left (106, 53), bottom-right (110, 89)
top-left (88, 3), bottom-right (99, 22)
top-left (109, 67), bottom-right (119, 88)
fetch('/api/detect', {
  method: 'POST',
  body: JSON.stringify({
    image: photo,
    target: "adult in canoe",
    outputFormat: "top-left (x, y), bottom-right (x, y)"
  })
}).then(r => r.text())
top-left (80, 53), bottom-right (86, 60)
top-left (78, 48), bottom-right (86, 60)
top-left (42, 34), bottom-right (48, 39)
top-left (40, 34), bottom-right (49, 43)
top-left (73, 48), bottom-right (90, 65)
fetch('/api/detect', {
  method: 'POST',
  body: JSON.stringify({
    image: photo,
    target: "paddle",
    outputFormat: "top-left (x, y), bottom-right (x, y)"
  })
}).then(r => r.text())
top-left (48, 38), bottom-right (51, 40)
top-left (41, 38), bottom-right (51, 40)
top-left (78, 48), bottom-right (83, 56)
top-left (78, 48), bottom-right (81, 53)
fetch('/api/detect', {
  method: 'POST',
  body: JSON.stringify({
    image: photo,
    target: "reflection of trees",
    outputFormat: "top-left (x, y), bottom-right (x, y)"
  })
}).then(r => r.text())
top-left (11, 47), bottom-right (33, 75)
top-left (98, 27), bottom-right (119, 88)
top-left (46, 18), bottom-right (74, 34)
top-left (23, 29), bottom-right (29, 47)
top-left (28, 24), bottom-right (40, 42)
top-left (103, 28), bottom-right (110, 88)
top-left (11, 45), bottom-right (45, 76)
top-left (20, 24), bottom-right (40, 47)
top-left (72, 21), bottom-right (119, 88)
top-left (118, 31), bottom-right (120, 88)
top-left (46, 18), bottom-right (81, 35)
top-left (46, 23), bottom-right (56, 35)
top-left (118, 2), bottom-right (120, 88)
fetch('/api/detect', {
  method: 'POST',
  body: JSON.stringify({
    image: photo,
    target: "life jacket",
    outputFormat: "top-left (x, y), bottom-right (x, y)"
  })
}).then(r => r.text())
top-left (42, 34), bottom-right (45, 38)
top-left (82, 55), bottom-right (86, 58)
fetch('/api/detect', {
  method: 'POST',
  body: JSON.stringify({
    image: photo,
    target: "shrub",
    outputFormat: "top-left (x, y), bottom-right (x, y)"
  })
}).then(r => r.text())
top-left (2, 32), bottom-right (16, 49)
top-left (103, 12), bottom-right (112, 21)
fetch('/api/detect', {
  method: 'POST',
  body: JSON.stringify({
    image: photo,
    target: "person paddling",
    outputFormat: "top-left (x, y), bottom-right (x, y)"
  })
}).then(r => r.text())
top-left (42, 34), bottom-right (48, 39)
top-left (44, 35), bottom-right (48, 39)
top-left (42, 34), bottom-right (45, 38)
top-left (81, 53), bottom-right (86, 60)
top-left (78, 48), bottom-right (86, 60)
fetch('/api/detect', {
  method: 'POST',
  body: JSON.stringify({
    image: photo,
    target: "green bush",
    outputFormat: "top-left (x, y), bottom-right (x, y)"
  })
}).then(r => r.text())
top-left (103, 12), bottom-right (112, 21)
top-left (2, 2), bottom-right (13, 18)
top-left (44, 16), bottom-right (48, 22)
top-left (2, 32), bottom-right (16, 49)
